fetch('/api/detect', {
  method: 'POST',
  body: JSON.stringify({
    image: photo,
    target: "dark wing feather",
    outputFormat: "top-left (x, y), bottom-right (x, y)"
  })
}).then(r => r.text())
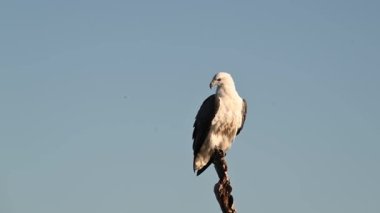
top-left (192, 94), bottom-right (219, 158)
top-left (236, 98), bottom-right (247, 135)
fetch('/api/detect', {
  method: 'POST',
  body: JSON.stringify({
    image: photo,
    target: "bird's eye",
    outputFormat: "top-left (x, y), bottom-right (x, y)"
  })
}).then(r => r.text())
top-left (217, 78), bottom-right (221, 81)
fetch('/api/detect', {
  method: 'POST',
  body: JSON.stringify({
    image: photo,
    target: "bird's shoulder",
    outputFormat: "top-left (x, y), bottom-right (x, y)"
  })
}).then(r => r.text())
top-left (195, 94), bottom-right (219, 121)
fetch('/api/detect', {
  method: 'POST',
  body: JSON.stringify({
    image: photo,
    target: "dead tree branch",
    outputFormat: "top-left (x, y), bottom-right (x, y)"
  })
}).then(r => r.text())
top-left (213, 149), bottom-right (237, 213)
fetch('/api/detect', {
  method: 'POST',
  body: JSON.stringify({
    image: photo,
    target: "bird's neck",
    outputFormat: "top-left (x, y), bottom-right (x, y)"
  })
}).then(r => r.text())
top-left (216, 84), bottom-right (239, 98)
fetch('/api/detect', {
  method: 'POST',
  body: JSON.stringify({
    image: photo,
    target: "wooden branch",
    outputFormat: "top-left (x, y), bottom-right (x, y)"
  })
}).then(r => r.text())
top-left (213, 149), bottom-right (237, 213)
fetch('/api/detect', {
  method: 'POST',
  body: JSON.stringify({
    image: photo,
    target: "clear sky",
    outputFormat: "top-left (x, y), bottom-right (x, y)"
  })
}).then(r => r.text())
top-left (1, 1), bottom-right (379, 212)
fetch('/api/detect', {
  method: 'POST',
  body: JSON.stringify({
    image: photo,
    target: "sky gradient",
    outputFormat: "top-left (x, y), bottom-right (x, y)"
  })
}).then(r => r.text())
top-left (1, 1), bottom-right (379, 212)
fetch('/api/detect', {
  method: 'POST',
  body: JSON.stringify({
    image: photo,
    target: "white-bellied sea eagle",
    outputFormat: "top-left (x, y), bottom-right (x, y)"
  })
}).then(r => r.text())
top-left (192, 72), bottom-right (247, 176)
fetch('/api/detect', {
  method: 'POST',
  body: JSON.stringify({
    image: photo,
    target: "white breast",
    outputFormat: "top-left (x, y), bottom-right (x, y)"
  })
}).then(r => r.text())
top-left (210, 96), bottom-right (243, 151)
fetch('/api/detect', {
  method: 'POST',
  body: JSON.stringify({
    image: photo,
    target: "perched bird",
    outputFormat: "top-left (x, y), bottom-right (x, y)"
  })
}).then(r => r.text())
top-left (192, 72), bottom-right (247, 176)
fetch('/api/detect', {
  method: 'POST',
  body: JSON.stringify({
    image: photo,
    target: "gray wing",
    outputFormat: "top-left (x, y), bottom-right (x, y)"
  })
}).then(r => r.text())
top-left (192, 94), bottom-right (219, 156)
top-left (236, 98), bottom-right (247, 135)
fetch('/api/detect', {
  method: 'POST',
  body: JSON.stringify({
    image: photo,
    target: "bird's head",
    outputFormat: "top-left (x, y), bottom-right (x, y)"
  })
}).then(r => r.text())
top-left (209, 72), bottom-right (234, 89)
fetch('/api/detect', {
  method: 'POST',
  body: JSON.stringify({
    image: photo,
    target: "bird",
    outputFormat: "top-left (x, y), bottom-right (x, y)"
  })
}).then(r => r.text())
top-left (192, 72), bottom-right (247, 176)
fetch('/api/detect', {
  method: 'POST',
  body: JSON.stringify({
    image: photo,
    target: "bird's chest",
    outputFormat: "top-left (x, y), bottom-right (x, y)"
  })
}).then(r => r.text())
top-left (212, 98), bottom-right (242, 138)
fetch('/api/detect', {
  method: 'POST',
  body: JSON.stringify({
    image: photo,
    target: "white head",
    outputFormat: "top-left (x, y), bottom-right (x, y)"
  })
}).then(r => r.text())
top-left (209, 72), bottom-right (235, 89)
top-left (209, 72), bottom-right (238, 96)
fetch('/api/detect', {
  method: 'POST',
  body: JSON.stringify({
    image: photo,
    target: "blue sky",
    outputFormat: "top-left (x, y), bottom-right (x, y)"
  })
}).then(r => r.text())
top-left (1, 1), bottom-right (379, 212)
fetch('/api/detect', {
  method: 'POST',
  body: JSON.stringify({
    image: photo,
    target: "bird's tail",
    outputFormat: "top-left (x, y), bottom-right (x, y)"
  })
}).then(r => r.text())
top-left (194, 158), bottom-right (212, 176)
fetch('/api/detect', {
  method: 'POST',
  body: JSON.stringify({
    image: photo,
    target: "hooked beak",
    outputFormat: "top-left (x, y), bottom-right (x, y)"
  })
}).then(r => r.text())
top-left (209, 80), bottom-right (216, 89)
